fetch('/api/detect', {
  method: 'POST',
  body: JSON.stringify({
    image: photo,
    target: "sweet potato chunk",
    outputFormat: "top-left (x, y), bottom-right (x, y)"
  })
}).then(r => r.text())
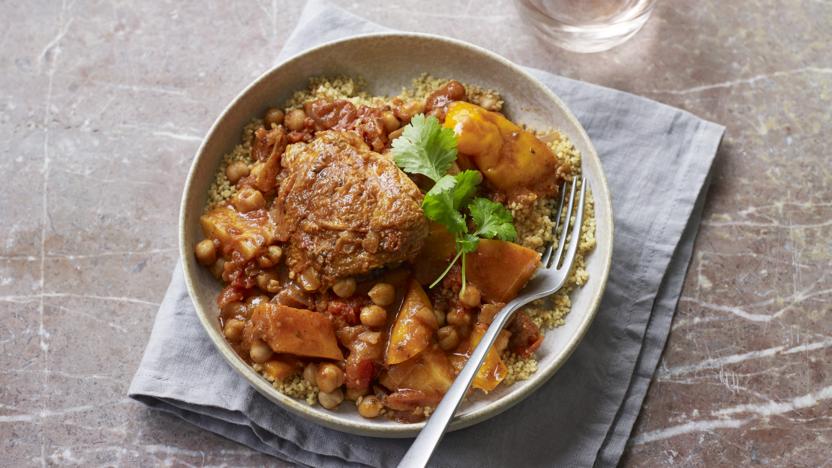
top-left (261, 357), bottom-right (303, 382)
top-left (200, 205), bottom-right (276, 261)
top-left (453, 323), bottom-right (509, 393)
top-left (444, 101), bottom-right (563, 197)
top-left (385, 279), bottom-right (438, 365)
top-left (249, 303), bottom-right (343, 360)
top-left (380, 346), bottom-right (455, 394)
top-left (465, 239), bottom-right (541, 303)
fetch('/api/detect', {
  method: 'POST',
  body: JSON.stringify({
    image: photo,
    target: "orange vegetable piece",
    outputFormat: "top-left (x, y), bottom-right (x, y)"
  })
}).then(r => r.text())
top-left (444, 101), bottom-right (562, 197)
top-left (385, 279), bottom-right (439, 365)
top-left (249, 303), bottom-right (343, 360)
top-left (200, 205), bottom-right (276, 261)
top-left (262, 357), bottom-right (303, 382)
top-left (465, 239), bottom-right (541, 303)
top-left (452, 323), bottom-right (509, 393)
top-left (379, 345), bottom-right (455, 394)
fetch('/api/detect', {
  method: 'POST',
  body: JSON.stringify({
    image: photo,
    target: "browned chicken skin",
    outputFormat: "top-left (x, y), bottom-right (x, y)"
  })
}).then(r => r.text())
top-left (272, 130), bottom-right (428, 286)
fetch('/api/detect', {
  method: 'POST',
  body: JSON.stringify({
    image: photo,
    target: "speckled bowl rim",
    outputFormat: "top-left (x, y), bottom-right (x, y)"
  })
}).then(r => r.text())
top-left (180, 32), bottom-right (614, 438)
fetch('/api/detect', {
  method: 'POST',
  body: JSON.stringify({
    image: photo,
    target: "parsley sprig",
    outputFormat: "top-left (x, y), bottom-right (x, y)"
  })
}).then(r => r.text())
top-left (391, 114), bottom-right (457, 182)
top-left (392, 114), bottom-right (517, 291)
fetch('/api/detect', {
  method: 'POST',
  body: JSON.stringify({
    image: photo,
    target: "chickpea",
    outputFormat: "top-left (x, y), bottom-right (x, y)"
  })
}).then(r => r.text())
top-left (401, 100), bottom-right (425, 120)
top-left (459, 284), bottom-right (482, 308)
top-left (221, 300), bottom-right (246, 319)
top-left (316, 363), bottom-right (345, 393)
top-left (299, 267), bottom-right (321, 292)
top-left (303, 362), bottom-right (318, 385)
top-left (249, 339), bottom-right (273, 363)
top-left (360, 305), bottom-right (387, 328)
top-left (209, 258), bottom-right (226, 279)
top-left (368, 283), bottom-right (395, 306)
top-left (194, 239), bottom-right (216, 266)
top-left (257, 245), bottom-right (283, 268)
top-left (285, 108), bottom-right (307, 131)
top-left (256, 270), bottom-right (281, 293)
top-left (268, 245), bottom-right (283, 261)
top-left (232, 187), bottom-right (265, 213)
top-left (433, 308), bottom-right (446, 327)
top-left (223, 319), bottom-right (245, 342)
top-left (264, 107), bottom-right (285, 127)
top-left (380, 111), bottom-right (400, 133)
top-left (225, 160), bottom-right (250, 184)
top-left (446, 308), bottom-right (471, 327)
top-left (357, 395), bottom-right (383, 419)
top-left (388, 127), bottom-right (404, 141)
top-left (437, 326), bottom-right (460, 351)
top-left (318, 388), bottom-right (344, 410)
top-left (415, 306), bottom-right (439, 329)
top-left (332, 277), bottom-right (356, 298)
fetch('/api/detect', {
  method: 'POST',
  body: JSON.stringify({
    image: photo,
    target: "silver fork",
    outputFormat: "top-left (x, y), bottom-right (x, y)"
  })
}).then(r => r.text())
top-left (398, 176), bottom-right (587, 468)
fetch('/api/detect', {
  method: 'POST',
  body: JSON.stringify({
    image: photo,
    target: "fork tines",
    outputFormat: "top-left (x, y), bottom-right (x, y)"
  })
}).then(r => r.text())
top-left (541, 176), bottom-right (587, 270)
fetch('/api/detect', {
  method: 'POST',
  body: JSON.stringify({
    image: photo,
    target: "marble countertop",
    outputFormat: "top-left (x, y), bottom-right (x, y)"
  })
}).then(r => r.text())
top-left (2, 1), bottom-right (829, 466)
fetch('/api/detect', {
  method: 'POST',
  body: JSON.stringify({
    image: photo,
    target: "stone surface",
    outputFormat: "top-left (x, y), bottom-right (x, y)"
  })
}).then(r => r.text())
top-left (1, 0), bottom-right (829, 466)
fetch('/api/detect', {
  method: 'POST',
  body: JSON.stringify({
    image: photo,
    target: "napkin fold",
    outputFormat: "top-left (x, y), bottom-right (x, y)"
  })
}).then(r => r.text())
top-left (129, 1), bottom-right (725, 466)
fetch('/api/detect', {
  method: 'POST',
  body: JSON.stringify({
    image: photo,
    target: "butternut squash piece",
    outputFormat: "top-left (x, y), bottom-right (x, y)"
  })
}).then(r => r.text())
top-left (200, 205), bottom-right (276, 261)
top-left (412, 221), bottom-right (456, 286)
top-left (249, 303), bottom-right (343, 360)
top-left (452, 323), bottom-right (509, 393)
top-left (444, 101), bottom-right (562, 197)
top-left (465, 239), bottom-right (540, 303)
top-left (262, 357), bottom-right (303, 382)
top-left (385, 279), bottom-right (438, 365)
top-left (380, 345), bottom-right (455, 394)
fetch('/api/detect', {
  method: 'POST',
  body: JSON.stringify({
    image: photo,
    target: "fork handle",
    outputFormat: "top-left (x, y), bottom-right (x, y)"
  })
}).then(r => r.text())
top-left (397, 297), bottom-right (526, 468)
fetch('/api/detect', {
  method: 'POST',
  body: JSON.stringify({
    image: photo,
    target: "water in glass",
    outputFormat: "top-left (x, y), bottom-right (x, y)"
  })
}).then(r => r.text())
top-left (515, 0), bottom-right (657, 53)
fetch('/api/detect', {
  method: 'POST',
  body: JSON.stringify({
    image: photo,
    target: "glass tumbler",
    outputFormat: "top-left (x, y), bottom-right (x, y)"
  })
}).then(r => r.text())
top-left (515, 0), bottom-right (658, 53)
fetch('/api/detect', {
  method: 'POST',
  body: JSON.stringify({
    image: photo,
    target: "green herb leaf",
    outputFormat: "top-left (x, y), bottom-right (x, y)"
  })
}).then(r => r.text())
top-left (469, 197), bottom-right (517, 242)
top-left (421, 170), bottom-right (484, 234)
top-left (422, 175), bottom-right (467, 234)
top-left (456, 233), bottom-right (479, 254)
top-left (451, 170), bottom-right (482, 210)
top-left (392, 114), bottom-right (457, 182)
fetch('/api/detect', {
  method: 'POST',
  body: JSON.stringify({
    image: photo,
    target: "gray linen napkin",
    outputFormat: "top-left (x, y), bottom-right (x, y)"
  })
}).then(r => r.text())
top-left (129, 1), bottom-right (725, 466)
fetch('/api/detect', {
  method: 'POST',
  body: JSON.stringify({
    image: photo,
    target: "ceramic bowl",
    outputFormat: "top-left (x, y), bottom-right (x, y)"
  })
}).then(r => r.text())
top-left (179, 33), bottom-right (613, 438)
